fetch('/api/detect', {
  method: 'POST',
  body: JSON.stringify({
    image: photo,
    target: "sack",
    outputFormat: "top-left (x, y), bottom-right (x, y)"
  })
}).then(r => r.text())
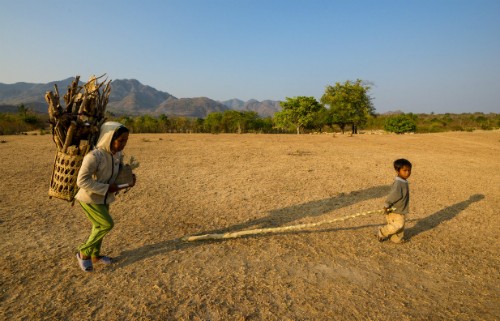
top-left (115, 164), bottom-right (134, 186)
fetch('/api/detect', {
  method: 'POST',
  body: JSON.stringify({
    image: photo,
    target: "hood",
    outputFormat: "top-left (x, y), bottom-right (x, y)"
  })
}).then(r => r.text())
top-left (96, 121), bottom-right (125, 153)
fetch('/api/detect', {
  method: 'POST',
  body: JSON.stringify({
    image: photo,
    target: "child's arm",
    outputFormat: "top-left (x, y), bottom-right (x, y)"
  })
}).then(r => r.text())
top-left (77, 152), bottom-right (110, 196)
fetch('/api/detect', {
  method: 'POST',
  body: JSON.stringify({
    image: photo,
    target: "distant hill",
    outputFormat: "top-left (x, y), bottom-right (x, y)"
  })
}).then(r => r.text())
top-left (382, 110), bottom-right (405, 115)
top-left (0, 77), bottom-right (75, 113)
top-left (0, 78), bottom-right (281, 118)
top-left (157, 97), bottom-right (229, 118)
top-left (220, 98), bottom-right (245, 110)
top-left (220, 99), bottom-right (281, 117)
top-left (106, 79), bottom-right (175, 115)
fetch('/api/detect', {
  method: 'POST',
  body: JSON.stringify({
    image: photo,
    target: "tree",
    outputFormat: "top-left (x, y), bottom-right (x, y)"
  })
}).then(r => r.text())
top-left (239, 111), bottom-right (260, 133)
top-left (384, 114), bottom-right (417, 134)
top-left (158, 114), bottom-right (170, 132)
top-left (17, 104), bottom-right (28, 117)
top-left (306, 106), bottom-right (329, 132)
top-left (133, 115), bottom-right (159, 133)
top-left (320, 79), bottom-right (375, 134)
top-left (204, 112), bottom-right (223, 133)
top-left (274, 96), bottom-right (322, 134)
top-left (221, 110), bottom-right (244, 133)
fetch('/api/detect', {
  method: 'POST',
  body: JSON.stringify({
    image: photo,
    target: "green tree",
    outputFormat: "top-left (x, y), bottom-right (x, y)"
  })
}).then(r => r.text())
top-left (205, 112), bottom-right (223, 133)
top-left (384, 114), bottom-right (417, 134)
top-left (193, 118), bottom-right (205, 133)
top-left (133, 115), bottom-right (159, 133)
top-left (221, 110), bottom-right (244, 133)
top-left (158, 114), bottom-right (170, 132)
top-left (239, 111), bottom-right (260, 133)
top-left (17, 104), bottom-right (28, 117)
top-left (254, 117), bottom-right (274, 133)
top-left (306, 106), bottom-right (329, 132)
top-left (274, 96), bottom-right (322, 134)
top-left (320, 79), bottom-right (375, 134)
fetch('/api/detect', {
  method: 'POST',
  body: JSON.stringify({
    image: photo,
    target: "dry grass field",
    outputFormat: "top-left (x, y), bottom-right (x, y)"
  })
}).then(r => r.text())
top-left (1, 130), bottom-right (499, 320)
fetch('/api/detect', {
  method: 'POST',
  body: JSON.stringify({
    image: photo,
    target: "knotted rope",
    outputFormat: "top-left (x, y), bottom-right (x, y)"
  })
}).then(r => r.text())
top-left (181, 208), bottom-right (392, 242)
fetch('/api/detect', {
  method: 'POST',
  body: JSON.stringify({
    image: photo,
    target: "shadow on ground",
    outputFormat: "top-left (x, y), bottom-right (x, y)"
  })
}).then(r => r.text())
top-left (115, 185), bottom-right (390, 268)
top-left (406, 194), bottom-right (485, 239)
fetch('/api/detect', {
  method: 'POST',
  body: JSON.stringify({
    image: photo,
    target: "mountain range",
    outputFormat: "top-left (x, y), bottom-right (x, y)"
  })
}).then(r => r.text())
top-left (0, 78), bottom-right (281, 118)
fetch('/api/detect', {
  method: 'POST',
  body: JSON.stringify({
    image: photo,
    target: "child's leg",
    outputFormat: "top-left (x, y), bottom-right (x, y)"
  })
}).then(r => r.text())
top-left (78, 202), bottom-right (114, 257)
top-left (390, 228), bottom-right (405, 243)
top-left (91, 239), bottom-right (103, 257)
top-left (380, 213), bottom-right (405, 242)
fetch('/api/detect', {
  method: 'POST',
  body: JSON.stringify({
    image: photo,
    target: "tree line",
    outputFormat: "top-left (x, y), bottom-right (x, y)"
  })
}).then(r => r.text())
top-left (1, 80), bottom-right (499, 135)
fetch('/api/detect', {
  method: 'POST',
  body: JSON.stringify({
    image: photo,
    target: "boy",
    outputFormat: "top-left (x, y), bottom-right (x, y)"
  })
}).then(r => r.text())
top-left (378, 158), bottom-right (412, 244)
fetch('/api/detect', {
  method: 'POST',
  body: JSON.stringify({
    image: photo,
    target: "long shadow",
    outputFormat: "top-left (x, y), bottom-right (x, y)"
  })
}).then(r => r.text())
top-left (115, 185), bottom-right (390, 268)
top-left (406, 194), bottom-right (485, 239)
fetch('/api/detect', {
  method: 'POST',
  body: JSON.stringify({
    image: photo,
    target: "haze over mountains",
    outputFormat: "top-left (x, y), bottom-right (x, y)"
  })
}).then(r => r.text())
top-left (0, 78), bottom-right (281, 118)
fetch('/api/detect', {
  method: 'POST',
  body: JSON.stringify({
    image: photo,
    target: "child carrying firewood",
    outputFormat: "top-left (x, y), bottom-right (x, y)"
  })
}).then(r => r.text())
top-left (74, 121), bottom-right (136, 272)
top-left (378, 158), bottom-right (412, 244)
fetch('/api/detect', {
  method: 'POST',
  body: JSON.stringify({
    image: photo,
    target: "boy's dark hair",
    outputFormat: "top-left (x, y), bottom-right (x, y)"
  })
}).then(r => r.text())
top-left (112, 126), bottom-right (129, 142)
top-left (394, 158), bottom-right (412, 171)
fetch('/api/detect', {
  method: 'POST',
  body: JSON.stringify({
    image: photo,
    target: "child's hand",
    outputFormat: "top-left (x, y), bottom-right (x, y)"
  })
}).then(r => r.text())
top-left (108, 183), bottom-right (120, 193)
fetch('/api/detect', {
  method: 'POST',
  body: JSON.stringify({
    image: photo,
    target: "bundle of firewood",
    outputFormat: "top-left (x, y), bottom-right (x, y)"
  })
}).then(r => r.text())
top-left (46, 74), bottom-right (111, 201)
top-left (45, 74), bottom-right (111, 155)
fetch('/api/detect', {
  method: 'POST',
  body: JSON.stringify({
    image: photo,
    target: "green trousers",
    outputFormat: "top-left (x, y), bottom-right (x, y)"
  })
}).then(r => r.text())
top-left (78, 202), bottom-right (114, 257)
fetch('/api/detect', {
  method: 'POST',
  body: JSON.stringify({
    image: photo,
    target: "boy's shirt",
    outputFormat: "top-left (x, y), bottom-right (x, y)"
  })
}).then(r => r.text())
top-left (385, 177), bottom-right (410, 214)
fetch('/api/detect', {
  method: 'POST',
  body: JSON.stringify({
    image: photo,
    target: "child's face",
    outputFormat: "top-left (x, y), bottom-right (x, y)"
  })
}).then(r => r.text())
top-left (111, 132), bottom-right (129, 154)
top-left (397, 165), bottom-right (412, 180)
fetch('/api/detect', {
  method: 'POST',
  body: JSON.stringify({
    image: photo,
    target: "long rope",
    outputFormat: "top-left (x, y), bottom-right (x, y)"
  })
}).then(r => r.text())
top-left (181, 208), bottom-right (391, 242)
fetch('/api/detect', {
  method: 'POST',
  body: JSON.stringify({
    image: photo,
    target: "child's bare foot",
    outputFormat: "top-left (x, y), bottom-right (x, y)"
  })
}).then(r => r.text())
top-left (377, 228), bottom-right (388, 242)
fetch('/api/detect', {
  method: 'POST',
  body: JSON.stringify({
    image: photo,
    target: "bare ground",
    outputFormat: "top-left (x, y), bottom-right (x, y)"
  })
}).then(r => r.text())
top-left (1, 130), bottom-right (499, 320)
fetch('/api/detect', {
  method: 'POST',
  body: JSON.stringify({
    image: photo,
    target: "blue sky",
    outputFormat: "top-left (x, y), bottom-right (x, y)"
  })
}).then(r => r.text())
top-left (1, 0), bottom-right (499, 114)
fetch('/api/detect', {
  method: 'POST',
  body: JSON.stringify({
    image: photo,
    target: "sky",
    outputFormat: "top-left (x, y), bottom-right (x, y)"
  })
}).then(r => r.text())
top-left (1, 0), bottom-right (499, 114)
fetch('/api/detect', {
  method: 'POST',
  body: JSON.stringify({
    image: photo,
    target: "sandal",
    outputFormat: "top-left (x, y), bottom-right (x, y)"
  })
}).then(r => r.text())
top-left (93, 256), bottom-right (113, 265)
top-left (76, 253), bottom-right (93, 272)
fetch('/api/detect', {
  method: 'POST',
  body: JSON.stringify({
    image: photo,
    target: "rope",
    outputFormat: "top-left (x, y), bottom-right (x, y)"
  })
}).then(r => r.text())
top-left (181, 208), bottom-right (392, 242)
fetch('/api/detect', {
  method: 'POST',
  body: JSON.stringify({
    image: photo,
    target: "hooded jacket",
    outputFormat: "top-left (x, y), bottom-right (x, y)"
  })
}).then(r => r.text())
top-left (75, 122), bottom-right (125, 204)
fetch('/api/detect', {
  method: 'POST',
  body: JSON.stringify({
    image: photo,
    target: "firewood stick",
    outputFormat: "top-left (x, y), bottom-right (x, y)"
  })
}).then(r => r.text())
top-left (83, 143), bottom-right (91, 155)
top-left (44, 91), bottom-right (53, 105)
top-left (62, 121), bottom-right (77, 153)
top-left (95, 73), bottom-right (107, 81)
top-left (78, 94), bottom-right (88, 115)
top-left (66, 76), bottom-right (81, 113)
top-left (54, 124), bottom-right (66, 151)
top-left (45, 92), bottom-right (56, 120)
top-left (53, 133), bottom-right (64, 150)
top-left (102, 82), bottom-right (111, 114)
top-left (78, 140), bottom-right (89, 156)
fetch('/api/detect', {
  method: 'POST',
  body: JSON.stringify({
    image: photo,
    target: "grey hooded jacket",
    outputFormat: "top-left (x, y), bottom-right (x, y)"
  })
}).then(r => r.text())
top-left (75, 122), bottom-right (124, 204)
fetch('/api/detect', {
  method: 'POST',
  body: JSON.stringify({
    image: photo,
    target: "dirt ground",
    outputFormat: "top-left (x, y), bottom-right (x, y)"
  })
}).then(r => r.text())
top-left (1, 130), bottom-right (499, 320)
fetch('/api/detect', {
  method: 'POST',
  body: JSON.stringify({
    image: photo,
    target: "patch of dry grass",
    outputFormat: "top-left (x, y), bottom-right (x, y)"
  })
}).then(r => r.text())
top-left (1, 131), bottom-right (499, 320)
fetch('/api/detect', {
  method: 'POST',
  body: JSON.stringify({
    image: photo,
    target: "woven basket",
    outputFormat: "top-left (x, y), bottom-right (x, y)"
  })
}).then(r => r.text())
top-left (48, 151), bottom-right (84, 201)
top-left (114, 164), bottom-right (134, 186)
